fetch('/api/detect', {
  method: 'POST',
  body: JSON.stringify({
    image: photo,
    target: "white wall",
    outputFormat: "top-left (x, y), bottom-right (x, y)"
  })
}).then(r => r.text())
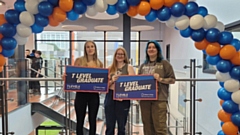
top-left (162, 24), bottom-right (220, 135)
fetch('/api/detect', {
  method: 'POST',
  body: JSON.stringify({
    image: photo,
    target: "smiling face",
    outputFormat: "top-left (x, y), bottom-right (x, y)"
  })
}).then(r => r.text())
top-left (115, 49), bottom-right (125, 62)
top-left (85, 41), bottom-right (96, 56)
top-left (147, 43), bottom-right (158, 58)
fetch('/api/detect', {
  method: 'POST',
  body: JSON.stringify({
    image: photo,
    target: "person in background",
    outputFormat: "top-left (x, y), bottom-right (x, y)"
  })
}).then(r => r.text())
top-left (63, 41), bottom-right (103, 135)
top-left (104, 47), bottom-right (135, 135)
top-left (25, 49), bottom-right (30, 58)
top-left (138, 40), bottom-right (176, 135)
top-left (31, 50), bottom-right (43, 95)
top-left (30, 49), bottom-right (36, 57)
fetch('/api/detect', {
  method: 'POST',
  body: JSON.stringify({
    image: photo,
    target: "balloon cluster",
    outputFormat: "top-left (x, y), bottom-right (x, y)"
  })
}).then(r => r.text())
top-left (0, 0), bottom-right (240, 133)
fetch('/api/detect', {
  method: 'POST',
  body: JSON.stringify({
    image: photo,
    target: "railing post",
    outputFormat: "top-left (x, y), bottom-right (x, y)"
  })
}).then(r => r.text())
top-left (44, 60), bottom-right (48, 95)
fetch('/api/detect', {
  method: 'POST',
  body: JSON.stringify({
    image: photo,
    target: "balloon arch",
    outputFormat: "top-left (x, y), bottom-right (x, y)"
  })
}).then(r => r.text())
top-left (0, 0), bottom-right (240, 134)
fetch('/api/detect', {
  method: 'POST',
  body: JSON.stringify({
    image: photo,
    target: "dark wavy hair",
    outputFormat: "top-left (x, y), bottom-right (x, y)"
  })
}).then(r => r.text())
top-left (144, 40), bottom-right (164, 64)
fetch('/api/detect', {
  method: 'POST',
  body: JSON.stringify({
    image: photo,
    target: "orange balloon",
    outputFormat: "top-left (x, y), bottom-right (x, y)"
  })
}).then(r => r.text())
top-left (220, 100), bottom-right (224, 106)
top-left (48, 15), bottom-right (60, 27)
top-left (222, 122), bottom-right (238, 135)
top-left (179, 0), bottom-right (188, 5)
top-left (164, 0), bottom-right (179, 7)
top-left (218, 109), bottom-right (231, 122)
top-left (206, 42), bottom-right (221, 56)
top-left (150, 0), bottom-right (164, 10)
top-left (230, 51), bottom-right (240, 65)
top-left (0, 66), bottom-right (3, 72)
top-left (0, 14), bottom-right (7, 26)
top-left (220, 45), bottom-right (237, 60)
top-left (137, 1), bottom-right (151, 16)
top-left (0, 45), bottom-right (2, 53)
top-left (127, 6), bottom-right (138, 17)
top-left (0, 34), bottom-right (3, 40)
top-left (52, 7), bottom-right (66, 22)
top-left (0, 54), bottom-right (6, 67)
top-left (194, 39), bottom-right (209, 50)
top-left (59, 0), bottom-right (73, 12)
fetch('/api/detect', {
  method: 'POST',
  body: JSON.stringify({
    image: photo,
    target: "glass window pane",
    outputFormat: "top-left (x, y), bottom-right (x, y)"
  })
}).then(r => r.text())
top-left (74, 31), bottom-right (104, 40)
top-left (36, 31), bottom-right (70, 40)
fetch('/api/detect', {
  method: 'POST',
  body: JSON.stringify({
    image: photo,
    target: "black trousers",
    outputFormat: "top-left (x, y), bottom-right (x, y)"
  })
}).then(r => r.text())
top-left (104, 90), bottom-right (130, 135)
top-left (74, 92), bottom-right (99, 135)
top-left (30, 72), bottom-right (40, 90)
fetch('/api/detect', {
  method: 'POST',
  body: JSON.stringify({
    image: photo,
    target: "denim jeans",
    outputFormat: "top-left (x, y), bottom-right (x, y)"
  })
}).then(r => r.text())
top-left (104, 90), bottom-right (130, 135)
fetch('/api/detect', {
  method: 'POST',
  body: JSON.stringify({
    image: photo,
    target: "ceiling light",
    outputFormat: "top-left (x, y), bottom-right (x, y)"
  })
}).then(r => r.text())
top-left (0, 0), bottom-right (6, 6)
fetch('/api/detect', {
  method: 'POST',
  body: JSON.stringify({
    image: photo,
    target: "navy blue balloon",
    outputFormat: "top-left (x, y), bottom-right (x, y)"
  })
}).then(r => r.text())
top-left (202, 50), bottom-right (207, 54)
top-left (1, 37), bottom-right (17, 50)
top-left (38, 1), bottom-right (54, 17)
top-left (206, 55), bottom-right (221, 65)
top-left (217, 87), bottom-right (232, 100)
top-left (180, 27), bottom-right (193, 38)
top-left (230, 66), bottom-right (240, 80)
top-left (126, 0), bottom-right (140, 6)
top-left (231, 39), bottom-right (240, 51)
top-left (157, 6), bottom-right (171, 21)
top-left (185, 2), bottom-right (199, 17)
top-left (82, 0), bottom-right (96, 6)
top-left (191, 28), bottom-right (205, 42)
top-left (216, 60), bottom-right (232, 73)
top-left (218, 31), bottom-right (233, 45)
top-left (198, 6), bottom-right (208, 17)
top-left (145, 10), bottom-right (157, 22)
top-left (67, 10), bottom-right (79, 21)
top-left (31, 24), bottom-right (44, 34)
top-left (1, 49), bottom-right (15, 57)
top-left (73, 1), bottom-right (87, 14)
top-left (220, 122), bottom-right (224, 126)
top-left (4, 10), bottom-right (20, 25)
top-left (222, 100), bottom-right (239, 114)
top-left (0, 23), bottom-right (16, 38)
top-left (35, 14), bottom-right (49, 27)
top-left (116, 0), bottom-right (129, 14)
top-left (171, 2), bottom-right (185, 17)
top-left (219, 82), bottom-right (224, 87)
top-left (48, 0), bottom-right (59, 7)
top-left (106, 5), bottom-right (117, 15)
top-left (14, 1), bottom-right (26, 12)
top-left (231, 112), bottom-right (240, 126)
top-left (206, 28), bottom-right (220, 42)
top-left (217, 130), bottom-right (225, 135)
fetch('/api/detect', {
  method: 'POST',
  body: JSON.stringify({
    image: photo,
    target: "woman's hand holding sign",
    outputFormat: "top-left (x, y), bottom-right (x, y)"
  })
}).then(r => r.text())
top-left (62, 73), bottom-right (67, 81)
top-left (153, 73), bottom-right (163, 82)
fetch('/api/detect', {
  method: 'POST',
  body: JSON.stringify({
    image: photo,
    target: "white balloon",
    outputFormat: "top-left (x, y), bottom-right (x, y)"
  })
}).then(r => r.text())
top-left (86, 6), bottom-right (97, 16)
top-left (224, 79), bottom-right (240, 92)
top-left (13, 33), bottom-right (29, 45)
top-left (166, 16), bottom-right (177, 28)
top-left (232, 91), bottom-right (240, 104)
top-left (19, 11), bottom-right (35, 27)
top-left (175, 15), bottom-right (190, 30)
top-left (104, 0), bottom-right (118, 5)
top-left (215, 71), bottom-right (231, 82)
top-left (214, 21), bottom-right (225, 32)
top-left (16, 24), bottom-right (32, 38)
top-left (25, 0), bottom-right (39, 14)
top-left (203, 14), bottom-right (218, 29)
top-left (94, 0), bottom-right (108, 13)
top-left (190, 14), bottom-right (204, 30)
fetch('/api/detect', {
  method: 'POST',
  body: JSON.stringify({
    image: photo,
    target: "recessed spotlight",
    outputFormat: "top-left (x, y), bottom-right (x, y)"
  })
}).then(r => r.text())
top-left (0, 0), bottom-right (6, 6)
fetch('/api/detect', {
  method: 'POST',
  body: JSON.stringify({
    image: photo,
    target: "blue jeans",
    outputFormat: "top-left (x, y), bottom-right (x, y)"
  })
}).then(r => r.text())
top-left (104, 90), bottom-right (130, 135)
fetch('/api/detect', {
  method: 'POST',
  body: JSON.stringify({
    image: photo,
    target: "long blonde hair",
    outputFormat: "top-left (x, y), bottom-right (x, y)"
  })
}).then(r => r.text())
top-left (75, 41), bottom-right (103, 67)
top-left (109, 47), bottom-right (129, 74)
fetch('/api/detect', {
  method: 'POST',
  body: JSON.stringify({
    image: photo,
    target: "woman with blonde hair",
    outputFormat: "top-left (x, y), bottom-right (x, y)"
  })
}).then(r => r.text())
top-left (104, 47), bottom-right (135, 135)
top-left (63, 41), bottom-right (103, 135)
